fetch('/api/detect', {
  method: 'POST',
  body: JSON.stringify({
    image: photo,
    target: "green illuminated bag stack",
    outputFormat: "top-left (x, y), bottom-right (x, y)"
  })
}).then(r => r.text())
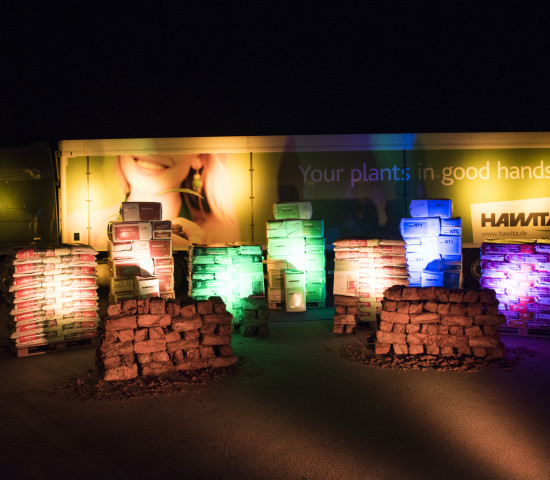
top-left (266, 202), bottom-right (326, 309)
top-left (189, 244), bottom-right (266, 326)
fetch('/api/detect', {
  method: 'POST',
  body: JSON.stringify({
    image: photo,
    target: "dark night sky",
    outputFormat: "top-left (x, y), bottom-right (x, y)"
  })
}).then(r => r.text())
top-left (2, 5), bottom-right (550, 144)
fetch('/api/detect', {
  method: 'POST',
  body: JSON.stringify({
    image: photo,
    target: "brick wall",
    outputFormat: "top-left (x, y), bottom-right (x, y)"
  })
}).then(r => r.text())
top-left (97, 296), bottom-right (237, 381)
top-left (376, 286), bottom-right (506, 358)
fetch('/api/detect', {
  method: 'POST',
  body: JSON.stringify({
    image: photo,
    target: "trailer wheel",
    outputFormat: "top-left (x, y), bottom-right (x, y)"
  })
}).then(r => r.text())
top-left (463, 248), bottom-right (481, 288)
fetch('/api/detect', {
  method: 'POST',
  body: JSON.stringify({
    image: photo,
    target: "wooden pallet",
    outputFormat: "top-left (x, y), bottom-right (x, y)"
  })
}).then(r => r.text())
top-left (500, 325), bottom-right (550, 338)
top-left (268, 301), bottom-right (326, 310)
top-left (11, 337), bottom-right (98, 358)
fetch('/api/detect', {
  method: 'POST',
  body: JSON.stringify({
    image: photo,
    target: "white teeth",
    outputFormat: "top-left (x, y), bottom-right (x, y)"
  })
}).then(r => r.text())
top-left (135, 159), bottom-right (166, 170)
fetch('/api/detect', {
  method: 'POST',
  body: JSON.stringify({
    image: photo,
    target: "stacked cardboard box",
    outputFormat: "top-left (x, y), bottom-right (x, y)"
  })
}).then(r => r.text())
top-left (332, 238), bottom-right (408, 331)
top-left (189, 244), bottom-right (266, 330)
top-left (400, 199), bottom-right (462, 288)
top-left (107, 202), bottom-right (175, 301)
top-left (266, 202), bottom-right (326, 311)
top-left (7, 244), bottom-right (99, 351)
top-left (96, 296), bottom-right (237, 381)
top-left (480, 240), bottom-right (550, 329)
top-left (376, 285), bottom-right (506, 358)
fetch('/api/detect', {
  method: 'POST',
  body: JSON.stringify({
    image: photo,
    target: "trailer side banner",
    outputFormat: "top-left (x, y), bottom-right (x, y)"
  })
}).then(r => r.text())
top-left (59, 135), bottom-right (550, 251)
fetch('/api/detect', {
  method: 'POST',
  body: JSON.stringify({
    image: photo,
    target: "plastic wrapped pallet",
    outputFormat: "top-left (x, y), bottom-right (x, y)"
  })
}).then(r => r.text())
top-left (7, 244), bottom-right (99, 354)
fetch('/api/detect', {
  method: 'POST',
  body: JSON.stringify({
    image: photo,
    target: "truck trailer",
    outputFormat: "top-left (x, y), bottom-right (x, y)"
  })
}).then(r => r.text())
top-left (3, 132), bottom-right (550, 290)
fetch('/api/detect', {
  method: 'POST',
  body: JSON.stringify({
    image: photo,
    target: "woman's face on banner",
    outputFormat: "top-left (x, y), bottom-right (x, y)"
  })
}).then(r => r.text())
top-left (119, 154), bottom-right (194, 192)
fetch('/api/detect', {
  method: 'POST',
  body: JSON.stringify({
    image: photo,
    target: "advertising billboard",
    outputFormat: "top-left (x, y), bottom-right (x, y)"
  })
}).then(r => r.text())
top-left (60, 137), bottom-right (550, 251)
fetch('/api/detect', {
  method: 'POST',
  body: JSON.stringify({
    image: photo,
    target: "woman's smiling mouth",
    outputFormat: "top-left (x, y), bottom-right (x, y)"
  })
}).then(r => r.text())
top-left (133, 156), bottom-right (171, 175)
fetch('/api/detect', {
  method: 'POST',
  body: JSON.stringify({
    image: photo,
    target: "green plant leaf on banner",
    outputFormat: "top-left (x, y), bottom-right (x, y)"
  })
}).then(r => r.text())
top-left (157, 188), bottom-right (203, 199)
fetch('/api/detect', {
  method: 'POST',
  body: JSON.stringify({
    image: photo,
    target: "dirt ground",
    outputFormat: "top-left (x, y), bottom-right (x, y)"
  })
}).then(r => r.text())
top-left (1, 308), bottom-right (550, 480)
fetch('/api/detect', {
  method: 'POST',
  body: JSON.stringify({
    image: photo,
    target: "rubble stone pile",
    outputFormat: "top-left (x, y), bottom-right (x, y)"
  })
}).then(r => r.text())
top-left (376, 286), bottom-right (506, 358)
top-left (96, 296), bottom-right (237, 381)
top-left (237, 297), bottom-right (270, 337)
top-left (333, 295), bottom-right (360, 333)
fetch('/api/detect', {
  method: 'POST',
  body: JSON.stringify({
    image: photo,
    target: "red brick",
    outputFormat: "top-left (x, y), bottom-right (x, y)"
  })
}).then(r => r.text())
top-left (148, 327), bottom-right (165, 340)
top-left (165, 300), bottom-right (182, 317)
top-left (421, 324), bottom-right (438, 335)
top-left (423, 301), bottom-right (438, 313)
top-left (164, 331), bottom-right (181, 342)
top-left (436, 303), bottom-right (450, 315)
top-left (467, 303), bottom-right (484, 316)
top-left (465, 325), bottom-right (483, 337)
top-left (137, 313), bottom-right (171, 327)
top-left (382, 299), bottom-right (397, 312)
top-left (437, 334), bottom-right (469, 348)
top-left (122, 299), bottom-right (138, 314)
top-left (137, 298), bottom-right (149, 314)
top-left (483, 325), bottom-right (498, 336)
top-left (380, 310), bottom-right (410, 324)
top-left (208, 355), bottom-right (238, 368)
top-left (456, 346), bottom-right (472, 356)
top-left (104, 364), bottom-right (138, 381)
top-left (379, 321), bottom-right (393, 332)
top-left (472, 346), bottom-right (487, 357)
top-left (133, 339), bottom-right (167, 354)
top-left (333, 314), bottom-right (357, 325)
top-left (199, 345), bottom-right (216, 358)
top-left (463, 289), bottom-right (481, 303)
top-left (393, 323), bottom-right (406, 333)
top-left (426, 344), bottom-right (440, 355)
top-left (179, 302), bottom-right (197, 317)
top-left (134, 328), bottom-right (148, 342)
top-left (104, 315), bottom-right (137, 332)
top-left (434, 287), bottom-right (450, 302)
top-left (218, 345), bottom-right (234, 356)
top-left (203, 313), bottom-right (233, 325)
top-left (102, 355), bottom-right (122, 369)
top-left (440, 346), bottom-right (454, 356)
top-left (183, 329), bottom-right (201, 341)
top-left (100, 340), bottom-right (134, 357)
top-left (480, 288), bottom-right (497, 304)
top-left (441, 315), bottom-right (473, 327)
top-left (146, 297), bottom-right (164, 314)
top-left (334, 295), bottom-right (360, 306)
top-left (469, 336), bottom-right (501, 348)
top-left (449, 326), bottom-right (464, 336)
top-left (408, 344), bottom-right (424, 355)
top-left (473, 314), bottom-right (506, 326)
top-left (172, 315), bottom-right (203, 332)
top-left (196, 300), bottom-right (213, 314)
top-left (418, 287), bottom-right (436, 301)
top-left (333, 324), bottom-right (345, 334)
top-left (410, 312), bottom-right (440, 324)
top-left (117, 329), bottom-right (135, 343)
top-left (392, 343), bottom-right (408, 355)
top-left (402, 287), bottom-right (421, 301)
top-left (396, 301), bottom-right (410, 313)
top-left (405, 323), bottom-right (421, 333)
top-left (201, 334), bottom-right (231, 346)
top-left (449, 303), bottom-right (468, 315)
top-left (375, 343), bottom-right (391, 354)
top-left (376, 331), bottom-right (406, 344)
top-left (166, 339), bottom-right (200, 352)
top-left (384, 285), bottom-right (404, 301)
top-left (106, 303), bottom-right (122, 316)
top-left (448, 290), bottom-right (464, 303)
top-left (141, 362), bottom-right (174, 376)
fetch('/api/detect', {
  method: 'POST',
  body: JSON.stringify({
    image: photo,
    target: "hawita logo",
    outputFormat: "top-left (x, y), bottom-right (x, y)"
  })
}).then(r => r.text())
top-left (471, 198), bottom-right (550, 243)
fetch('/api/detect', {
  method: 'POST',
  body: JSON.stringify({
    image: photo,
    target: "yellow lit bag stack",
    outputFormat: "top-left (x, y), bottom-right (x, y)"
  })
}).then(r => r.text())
top-left (107, 202), bottom-right (175, 302)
